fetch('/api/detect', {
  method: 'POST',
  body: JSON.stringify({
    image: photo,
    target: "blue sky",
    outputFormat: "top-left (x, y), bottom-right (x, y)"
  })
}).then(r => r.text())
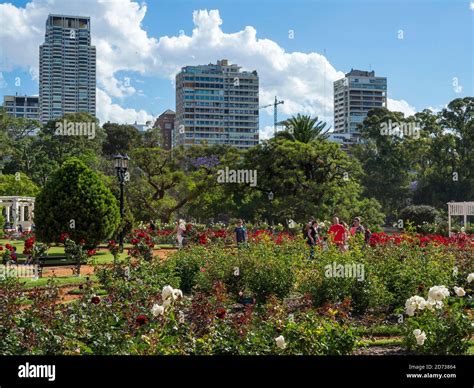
top-left (0, 0), bottom-right (472, 135)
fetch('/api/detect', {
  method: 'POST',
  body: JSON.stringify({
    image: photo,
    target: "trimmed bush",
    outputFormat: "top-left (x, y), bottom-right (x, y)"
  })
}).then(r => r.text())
top-left (34, 158), bottom-right (120, 245)
top-left (399, 205), bottom-right (439, 230)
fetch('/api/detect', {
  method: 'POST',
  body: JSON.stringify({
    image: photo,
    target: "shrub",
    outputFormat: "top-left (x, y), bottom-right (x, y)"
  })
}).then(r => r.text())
top-left (34, 158), bottom-right (120, 245)
top-left (399, 205), bottom-right (439, 231)
top-left (402, 284), bottom-right (472, 355)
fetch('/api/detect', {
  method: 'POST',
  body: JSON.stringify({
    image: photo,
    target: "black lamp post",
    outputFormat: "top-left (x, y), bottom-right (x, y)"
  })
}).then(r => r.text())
top-left (114, 153), bottom-right (130, 250)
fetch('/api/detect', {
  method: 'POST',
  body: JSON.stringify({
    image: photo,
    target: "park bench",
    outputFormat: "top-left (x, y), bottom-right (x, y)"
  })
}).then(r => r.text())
top-left (37, 255), bottom-right (81, 278)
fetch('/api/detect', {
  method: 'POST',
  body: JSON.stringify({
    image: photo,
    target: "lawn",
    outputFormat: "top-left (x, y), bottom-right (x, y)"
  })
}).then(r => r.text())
top-left (0, 238), bottom-right (174, 265)
top-left (0, 238), bottom-right (173, 289)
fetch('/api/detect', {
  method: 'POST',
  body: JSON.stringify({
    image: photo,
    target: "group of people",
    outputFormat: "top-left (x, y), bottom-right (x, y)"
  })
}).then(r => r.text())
top-left (304, 216), bottom-right (370, 259)
top-left (173, 218), bottom-right (249, 249)
top-left (169, 217), bottom-right (368, 254)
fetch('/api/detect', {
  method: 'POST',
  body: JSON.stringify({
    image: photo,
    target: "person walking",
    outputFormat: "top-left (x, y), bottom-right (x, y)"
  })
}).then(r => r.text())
top-left (350, 217), bottom-right (371, 244)
top-left (234, 219), bottom-right (248, 248)
top-left (306, 220), bottom-right (319, 259)
top-left (328, 216), bottom-right (347, 252)
top-left (176, 219), bottom-right (186, 249)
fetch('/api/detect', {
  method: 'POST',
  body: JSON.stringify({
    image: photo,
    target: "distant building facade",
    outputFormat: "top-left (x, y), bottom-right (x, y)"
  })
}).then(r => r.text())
top-left (39, 14), bottom-right (96, 123)
top-left (175, 59), bottom-right (259, 149)
top-left (333, 69), bottom-right (387, 143)
top-left (2, 95), bottom-right (39, 120)
top-left (154, 109), bottom-right (175, 150)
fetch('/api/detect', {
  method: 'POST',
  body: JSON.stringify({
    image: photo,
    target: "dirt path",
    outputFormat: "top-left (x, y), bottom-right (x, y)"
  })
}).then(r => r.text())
top-left (39, 249), bottom-right (177, 279)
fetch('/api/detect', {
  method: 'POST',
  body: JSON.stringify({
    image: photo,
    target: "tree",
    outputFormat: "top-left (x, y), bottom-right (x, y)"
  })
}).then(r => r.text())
top-left (34, 158), bottom-right (120, 245)
top-left (276, 113), bottom-right (330, 143)
top-left (413, 98), bottom-right (474, 208)
top-left (0, 173), bottom-right (40, 196)
top-left (35, 113), bottom-right (105, 179)
top-left (102, 123), bottom-right (142, 156)
top-left (353, 108), bottom-right (415, 218)
top-left (241, 137), bottom-right (384, 223)
top-left (128, 144), bottom-right (241, 223)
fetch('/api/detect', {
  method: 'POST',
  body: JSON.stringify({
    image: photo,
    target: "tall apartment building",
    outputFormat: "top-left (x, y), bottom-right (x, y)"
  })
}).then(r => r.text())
top-left (39, 14), bottom-right (96, 124)
top-left (3, 95), bottom-right (39, 120)
top-left (154, 109), bottom-right (175, 150)
top-left (175, 59), bottom-right (259, 149)
top-left (333, 69), bottom-right (387, 142)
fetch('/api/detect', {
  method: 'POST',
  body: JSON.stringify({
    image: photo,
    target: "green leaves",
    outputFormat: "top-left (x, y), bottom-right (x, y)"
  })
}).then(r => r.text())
top-left (34, 158), bottom-right (120, 245)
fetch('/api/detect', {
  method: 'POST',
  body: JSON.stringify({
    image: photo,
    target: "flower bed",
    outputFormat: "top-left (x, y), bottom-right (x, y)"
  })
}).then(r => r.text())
top-left (0, 233), bottom-right (472, 355)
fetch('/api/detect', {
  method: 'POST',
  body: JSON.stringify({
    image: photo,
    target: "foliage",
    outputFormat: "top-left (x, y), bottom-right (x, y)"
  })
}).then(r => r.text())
top-left (399, 205), bottom-right (440, 230)
top-left (34, 158), bottom-right (120, 245)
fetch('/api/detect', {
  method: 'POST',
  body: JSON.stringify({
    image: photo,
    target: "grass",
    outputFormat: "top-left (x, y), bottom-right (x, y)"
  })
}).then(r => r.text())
top-left (20, 275), bottom-right (98, 289)
top-left (359, 338), bottom-right (403, 347)
top-left (0, 238), bottom-right (175, 265)
top-left (355, 324), bottom-right (403, 336)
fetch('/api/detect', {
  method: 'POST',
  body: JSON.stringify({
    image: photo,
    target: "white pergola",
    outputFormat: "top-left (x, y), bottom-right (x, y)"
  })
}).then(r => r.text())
top-left (447, 201), bottom-right (474, 236)
top-left (0, 196), bottom-right (35, 231)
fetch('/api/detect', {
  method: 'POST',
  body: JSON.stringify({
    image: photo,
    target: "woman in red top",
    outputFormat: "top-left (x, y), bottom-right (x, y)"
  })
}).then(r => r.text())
top-left (328, 217), bottom-right (347, 252)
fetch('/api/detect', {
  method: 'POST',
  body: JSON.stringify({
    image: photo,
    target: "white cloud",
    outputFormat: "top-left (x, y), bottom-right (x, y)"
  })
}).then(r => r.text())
top-left (96, 88), bottom-right (153, 125)
top-left (470, 2), bottom-right (474, 11)
top-left (387, 98), bottom-right (416, 117)
top-left (0, 2), bottom-right (417, 126)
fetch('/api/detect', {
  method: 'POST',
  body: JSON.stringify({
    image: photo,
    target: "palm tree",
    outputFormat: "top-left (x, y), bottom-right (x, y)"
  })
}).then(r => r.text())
top-left (276, 114), bottom-right (330, 143)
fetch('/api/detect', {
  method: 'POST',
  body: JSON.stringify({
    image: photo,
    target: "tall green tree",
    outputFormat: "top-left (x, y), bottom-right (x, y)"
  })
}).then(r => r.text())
top-left (276, 113), bottom-right (330, 143)
top-left (102, 123), bottom-right (142, 156)
top-left (34, 158), bottom-right (120, 245)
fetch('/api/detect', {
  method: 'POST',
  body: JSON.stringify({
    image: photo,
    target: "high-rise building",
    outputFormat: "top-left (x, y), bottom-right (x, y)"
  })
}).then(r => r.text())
top-left (175, 59), bottom-right (259, 149)
top-left (333, 69), bottom-right (387, 142)
top-left (39, 14), bottom-right (96, 124)
top-left (3, 95), bottom-right (39, 120)
top-left (154, 109), bottom-right (175, 150)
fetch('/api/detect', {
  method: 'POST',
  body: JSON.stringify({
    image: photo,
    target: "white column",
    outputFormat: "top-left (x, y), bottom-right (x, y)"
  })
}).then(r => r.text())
top-left (13, 200), bottom-right (19, 228)
top-left (448, 204), bottom-right (452, 237)
top-left (20, 205), bottom-right (25, 222)
top-left (6, 205), bottom-right (10, 223)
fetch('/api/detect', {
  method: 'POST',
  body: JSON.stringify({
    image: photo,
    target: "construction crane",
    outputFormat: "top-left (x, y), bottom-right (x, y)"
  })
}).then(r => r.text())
top-left (259, 96), bottom-right (284, 136)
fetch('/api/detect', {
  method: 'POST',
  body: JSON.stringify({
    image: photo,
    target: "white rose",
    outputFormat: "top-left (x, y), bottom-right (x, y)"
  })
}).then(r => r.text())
top-left (415, 331), bottom-right (427, 346)
top-left (172, 288), bottom-right (183, 300)
top-left (467, 273), bottom-right (474, 283)
top-left (162, 285), bottom-right (174, 301)
top-left (453, 286), bottom-right (466, 297)
top-left (428, 286), bottom-right (450, 301)
top-left (275, 335), bottom-right (286, 350)
top-left (413, 329), bottom-right (421, 336)
top-left (405, 296), bottom-right (427, 315)
top-left (151, 304), bottom-right (164, 317)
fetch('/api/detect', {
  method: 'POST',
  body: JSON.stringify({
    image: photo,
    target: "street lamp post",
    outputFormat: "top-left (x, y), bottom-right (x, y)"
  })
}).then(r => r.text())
top-left (114, 153), bottom-right (130, 251)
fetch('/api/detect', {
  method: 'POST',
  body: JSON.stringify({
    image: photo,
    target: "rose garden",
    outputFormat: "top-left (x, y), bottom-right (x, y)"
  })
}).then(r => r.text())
top-left (0, 99), bottom-right (473, 356)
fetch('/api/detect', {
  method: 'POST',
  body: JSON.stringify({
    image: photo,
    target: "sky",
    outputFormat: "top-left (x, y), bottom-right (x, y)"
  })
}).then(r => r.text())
top-left (0, 0), bottom-right (472, 139)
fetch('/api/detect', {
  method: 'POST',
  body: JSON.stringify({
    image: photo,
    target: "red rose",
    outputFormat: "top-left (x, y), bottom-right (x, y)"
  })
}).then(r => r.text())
top-left (216, 308), bottom-right (227, 319)
top-left (59, 233), bottom-right (69, 242)
top-left (131, 238), bottom-right (139, 245)
top-left (0, 246), bottom-right (3, 251)
top-left (79, 239), bottom-right (86, 245)
top-left (86, 249), bottom-right (96, 257)
top-left (91, 296), bottom-right (100, 304)
top-left (136, 314), bottom-right (148, 326)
